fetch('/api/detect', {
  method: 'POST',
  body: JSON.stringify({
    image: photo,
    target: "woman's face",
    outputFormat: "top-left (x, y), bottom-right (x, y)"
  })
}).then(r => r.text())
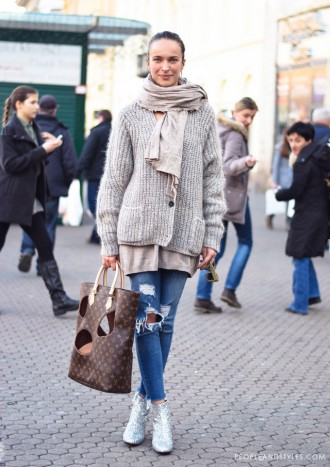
top-left (147, 39), bottom-right (185, 87)
top-left (287, 132), bottom-right (311, 156)
top-left (232, 108), bottom-right (257, 128)
top-left (16, 93), bottom-right (39, 122)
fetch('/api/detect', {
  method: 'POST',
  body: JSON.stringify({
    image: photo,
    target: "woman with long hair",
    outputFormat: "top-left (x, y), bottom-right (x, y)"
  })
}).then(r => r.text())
top-left (0, 85), bottom-right (79, 316)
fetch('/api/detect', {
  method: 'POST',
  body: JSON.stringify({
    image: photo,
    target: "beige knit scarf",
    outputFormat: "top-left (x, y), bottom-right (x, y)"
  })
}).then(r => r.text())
top-left (138, 74), bottom-right (207, 199)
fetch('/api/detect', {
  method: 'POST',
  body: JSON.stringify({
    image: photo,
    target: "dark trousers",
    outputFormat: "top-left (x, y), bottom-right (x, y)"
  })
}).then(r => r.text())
top-left (20, 198), bottom-right (59, 271)
top-left (87, 180), bottom-right (100, 243)
top-left (0, 212), bottom-right (54, 262)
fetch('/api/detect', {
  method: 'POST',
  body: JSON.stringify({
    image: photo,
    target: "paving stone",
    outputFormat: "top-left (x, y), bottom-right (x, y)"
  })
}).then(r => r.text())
top-left (1, 194), bottom-right (330, 466)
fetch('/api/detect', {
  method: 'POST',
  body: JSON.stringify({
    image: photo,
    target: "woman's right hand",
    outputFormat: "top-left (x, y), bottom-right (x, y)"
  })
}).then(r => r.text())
top-left (245, 155), bottom-right (257, 169)
top-left (102, 255), bottom-right (119, 270)
top-left (42, 137), bottom-right (63, 154)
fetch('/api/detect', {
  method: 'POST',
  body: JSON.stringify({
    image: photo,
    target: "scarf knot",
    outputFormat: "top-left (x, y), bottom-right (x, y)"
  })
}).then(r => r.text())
top-left (138, 74), bottom-right (208, 199)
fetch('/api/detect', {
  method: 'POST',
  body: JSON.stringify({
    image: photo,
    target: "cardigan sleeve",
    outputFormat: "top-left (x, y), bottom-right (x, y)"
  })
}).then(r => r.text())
top-left (96, 111), bottom-right (134, 256)
top-left (0, 131), bottom-right (47, 174)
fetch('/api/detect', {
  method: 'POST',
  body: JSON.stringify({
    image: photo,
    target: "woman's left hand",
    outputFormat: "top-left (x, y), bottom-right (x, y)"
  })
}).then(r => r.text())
top-left (197, 247), bottom-right (217, 270)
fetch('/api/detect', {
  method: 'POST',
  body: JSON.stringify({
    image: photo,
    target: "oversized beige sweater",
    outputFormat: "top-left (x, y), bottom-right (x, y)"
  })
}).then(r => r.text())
top-left (96, 100), bottom-right (226, 257)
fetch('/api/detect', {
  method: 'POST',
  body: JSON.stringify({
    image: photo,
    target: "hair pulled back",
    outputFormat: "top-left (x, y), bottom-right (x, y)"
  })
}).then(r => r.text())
top-left (2, 85), bottom-right (38, 127)
top-left (148, 31), bottom-right (185, 61)
top-left (234, 97), bottom-right (258, 112)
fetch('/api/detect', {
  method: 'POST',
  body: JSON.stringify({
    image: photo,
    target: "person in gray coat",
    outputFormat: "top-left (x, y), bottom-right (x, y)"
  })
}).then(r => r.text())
top-left (195, 97), bottom-right (258, 312)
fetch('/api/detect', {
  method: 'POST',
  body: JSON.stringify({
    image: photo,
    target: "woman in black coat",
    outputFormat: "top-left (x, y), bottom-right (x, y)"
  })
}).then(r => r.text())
top-left (0, 85), bottom-right (79, 316)
top-left (276, 121), bottom-right (330, 315)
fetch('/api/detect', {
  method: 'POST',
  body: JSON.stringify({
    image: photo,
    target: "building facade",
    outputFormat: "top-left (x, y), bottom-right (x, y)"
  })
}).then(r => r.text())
top-left (13, 0), bottom-right (330, 186)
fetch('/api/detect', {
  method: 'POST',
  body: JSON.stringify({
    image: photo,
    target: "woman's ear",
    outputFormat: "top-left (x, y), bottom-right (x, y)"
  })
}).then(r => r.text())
top-left (15, 100), bottom-right (22, 112)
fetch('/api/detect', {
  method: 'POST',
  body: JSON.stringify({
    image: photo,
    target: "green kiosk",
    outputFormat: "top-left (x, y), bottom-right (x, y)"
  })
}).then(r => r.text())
top-left (0, 12), bottom-right (150, 153)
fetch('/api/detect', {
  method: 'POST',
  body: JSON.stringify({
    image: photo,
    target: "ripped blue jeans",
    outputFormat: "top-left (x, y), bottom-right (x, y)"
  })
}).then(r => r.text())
top-left (129, 269), bottom-right (188, 402)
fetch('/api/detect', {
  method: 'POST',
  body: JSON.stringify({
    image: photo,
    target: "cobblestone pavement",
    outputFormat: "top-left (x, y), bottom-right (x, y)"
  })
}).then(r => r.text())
top-left (1, 193), bottom-right (330, 467)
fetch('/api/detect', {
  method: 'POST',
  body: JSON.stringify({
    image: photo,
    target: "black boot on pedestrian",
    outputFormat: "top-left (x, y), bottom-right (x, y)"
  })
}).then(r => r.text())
top-left (40, 260), bottom-right (79, 316)
top-left (18, 253), bottom-right (33, 272)
top-left (221, 288), bottom-right (242, 308)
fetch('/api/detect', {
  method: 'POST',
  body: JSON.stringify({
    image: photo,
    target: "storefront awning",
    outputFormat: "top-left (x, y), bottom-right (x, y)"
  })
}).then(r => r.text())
top-left (0, 11), bottom-right (150, 51)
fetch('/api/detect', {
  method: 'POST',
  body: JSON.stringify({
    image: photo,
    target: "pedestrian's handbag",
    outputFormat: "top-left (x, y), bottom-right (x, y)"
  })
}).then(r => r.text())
top-left (68, 262), bottom-right (140, 393)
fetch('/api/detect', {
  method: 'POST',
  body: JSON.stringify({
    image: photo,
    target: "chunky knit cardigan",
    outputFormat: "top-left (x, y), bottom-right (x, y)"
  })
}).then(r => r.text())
top-left (96, 100), bottom-right (226, 257)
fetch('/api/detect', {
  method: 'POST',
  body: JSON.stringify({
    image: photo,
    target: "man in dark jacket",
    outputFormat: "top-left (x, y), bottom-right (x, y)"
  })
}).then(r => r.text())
top-left (276, 122), bottom-right (330, 315)
top-left (18, 95), bottom-right (77, 274)
top-left (76, 109), bottom-right (112, 244)
top-left (311, 107), bottom-right (330, 143)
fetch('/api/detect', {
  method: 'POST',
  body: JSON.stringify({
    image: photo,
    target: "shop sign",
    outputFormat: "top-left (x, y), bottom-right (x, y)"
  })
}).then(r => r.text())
top-left (277, 8), bottom-right (330, 66)
top-left (0, 41), bottom-right (82, 86)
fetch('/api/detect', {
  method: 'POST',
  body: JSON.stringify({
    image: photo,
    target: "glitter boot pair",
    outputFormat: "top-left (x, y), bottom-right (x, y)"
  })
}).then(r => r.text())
top-left (123, 392), bottom-right (173, 454)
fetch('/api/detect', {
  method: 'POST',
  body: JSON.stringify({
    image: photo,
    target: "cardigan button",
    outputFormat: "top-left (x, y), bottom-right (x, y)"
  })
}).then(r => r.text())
top-left (168, 201), bottom-right (174, 207)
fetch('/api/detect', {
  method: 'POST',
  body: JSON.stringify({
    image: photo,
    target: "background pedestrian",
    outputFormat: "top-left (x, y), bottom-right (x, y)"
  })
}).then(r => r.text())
top-left (18, 94), bottom-right (77, 274)
top-left (76, 109), bottom-right (112, 245)
top-left (265, 126), bottom-right (293, 230)
top-left (0, 85), bottom-right (79, 317)
top-left (194, 97), bottom-right (258, 313)
top-left (311, 107), bottom-right (330, 143)
top-left (275, 122), bottom-right (330, 314)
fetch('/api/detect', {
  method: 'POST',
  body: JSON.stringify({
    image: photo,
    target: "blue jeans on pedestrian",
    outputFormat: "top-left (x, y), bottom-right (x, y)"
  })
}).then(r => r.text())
top-left (290, 258), bottom-right (320, 313)
top-left (21, 198), bottom-right (59, 269)
top-left (129, 269), bottom-right (188, 402)
top-left (87, 180), bottom-right (100, 244)
top-left (196, 202), bottom-right (253, 300)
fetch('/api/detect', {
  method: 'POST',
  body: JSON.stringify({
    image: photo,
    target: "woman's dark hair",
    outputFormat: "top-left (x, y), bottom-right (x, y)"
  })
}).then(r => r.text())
top-left (287, 121), bottom-right (315, 141)
top-left (234, 97), bottom-right (258, 112)
top-left (148, 31), bottom-right (185, 61)
top-left (2, 85), bottom-right (38, 126)
top-left (280, 127), bottom-right (291, 158)
top-left (98, 109), bottom-right (112, 122)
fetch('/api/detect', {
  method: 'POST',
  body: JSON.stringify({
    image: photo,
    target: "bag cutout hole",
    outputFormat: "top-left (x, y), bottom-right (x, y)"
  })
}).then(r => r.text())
top-left (78, 296), bottom-right (88, 318)
top-left (75, 329), bottom-right (93, 355)
top-left (98, 312), bottom-right (115, 337)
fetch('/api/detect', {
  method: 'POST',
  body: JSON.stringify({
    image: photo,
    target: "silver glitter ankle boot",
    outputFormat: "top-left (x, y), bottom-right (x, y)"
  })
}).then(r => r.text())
top-left (151, 401), bottom-right (173, 454)
top-left (123, 393), bottom-right (149, 445)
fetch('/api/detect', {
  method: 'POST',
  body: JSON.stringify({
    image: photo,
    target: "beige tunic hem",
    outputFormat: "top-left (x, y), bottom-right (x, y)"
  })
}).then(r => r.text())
top-left (119, 244), bottom-right (199, 277)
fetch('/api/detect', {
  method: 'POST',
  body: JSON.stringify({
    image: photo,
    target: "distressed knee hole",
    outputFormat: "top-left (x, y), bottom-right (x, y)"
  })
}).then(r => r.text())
top-left (136, 306), bottom-right (164, 334)
top-left (139, 283), bottom-right (156, 296)
top-left (146, 312), bottom-right (162, 324)
top-left (160, 305), bottom-right (171, 318)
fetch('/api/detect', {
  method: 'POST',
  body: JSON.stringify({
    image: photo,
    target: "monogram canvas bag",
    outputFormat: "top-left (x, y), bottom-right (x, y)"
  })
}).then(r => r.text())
top-left (68, 262), bottom-right (139, 393)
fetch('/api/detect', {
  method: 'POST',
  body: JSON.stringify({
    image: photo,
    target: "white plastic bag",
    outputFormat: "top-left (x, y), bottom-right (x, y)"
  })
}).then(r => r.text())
top-left (59, 180), bottom-right (83, 227)
top-left (287, 199), bottom-right (295, 218)
top-left (265, 188), bottom-right (286, 216)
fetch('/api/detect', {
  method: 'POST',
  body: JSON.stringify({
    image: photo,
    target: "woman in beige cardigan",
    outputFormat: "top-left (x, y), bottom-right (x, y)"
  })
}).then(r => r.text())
top-left (195, 97), bottom-right (258, 312)
top-left (96, 31), bottom-right (226, 453)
